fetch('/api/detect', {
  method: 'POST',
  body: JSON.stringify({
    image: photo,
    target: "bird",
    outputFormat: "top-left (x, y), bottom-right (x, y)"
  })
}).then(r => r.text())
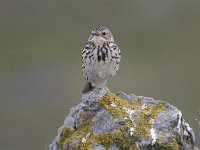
top-left (81, 26), bottom-right (121, 93)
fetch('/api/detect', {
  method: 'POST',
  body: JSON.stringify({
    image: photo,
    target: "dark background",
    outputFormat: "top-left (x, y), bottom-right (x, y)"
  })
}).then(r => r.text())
top-left (0, 0), bottom-right (199, 149)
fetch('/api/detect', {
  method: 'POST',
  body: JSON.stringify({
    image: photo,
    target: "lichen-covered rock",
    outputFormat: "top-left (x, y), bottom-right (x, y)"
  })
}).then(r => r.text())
top-left (49, 87), bottom-right (198, 150)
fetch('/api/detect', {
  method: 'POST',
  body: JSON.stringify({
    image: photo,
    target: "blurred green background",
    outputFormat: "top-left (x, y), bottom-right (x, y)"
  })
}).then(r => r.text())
top-left (0, 0), bottom-right (200, 149)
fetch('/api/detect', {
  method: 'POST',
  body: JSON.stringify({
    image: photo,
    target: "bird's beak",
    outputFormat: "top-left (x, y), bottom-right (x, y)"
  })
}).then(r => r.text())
top-left (94, 32), bottom-right (100, 36)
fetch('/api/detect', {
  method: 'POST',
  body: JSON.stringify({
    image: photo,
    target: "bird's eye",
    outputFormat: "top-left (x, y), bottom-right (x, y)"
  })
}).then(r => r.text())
top-left (102, 32), bottom-right (107, 36)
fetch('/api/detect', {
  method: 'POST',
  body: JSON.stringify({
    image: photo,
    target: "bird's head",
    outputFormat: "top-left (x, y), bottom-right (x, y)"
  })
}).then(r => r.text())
top-left (88, 26), bottom-right (114, 42)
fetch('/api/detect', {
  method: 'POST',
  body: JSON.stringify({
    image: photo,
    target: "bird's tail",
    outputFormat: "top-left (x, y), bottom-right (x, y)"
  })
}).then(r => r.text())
top-left (82, 82), bottom-right (94, 93)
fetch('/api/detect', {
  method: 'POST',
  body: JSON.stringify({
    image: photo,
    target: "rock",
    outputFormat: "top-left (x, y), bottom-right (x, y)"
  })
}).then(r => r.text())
top-left (49, 87), bottom-right (198, 150)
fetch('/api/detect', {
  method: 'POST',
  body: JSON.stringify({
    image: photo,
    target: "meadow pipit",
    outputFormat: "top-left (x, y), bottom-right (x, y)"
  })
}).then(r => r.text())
top-left (81, 26), bottom-right (121, 93)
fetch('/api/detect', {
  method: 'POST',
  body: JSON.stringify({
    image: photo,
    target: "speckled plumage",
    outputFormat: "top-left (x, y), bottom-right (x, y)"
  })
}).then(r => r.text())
top-left (82, 26), bottom-right (121, 90)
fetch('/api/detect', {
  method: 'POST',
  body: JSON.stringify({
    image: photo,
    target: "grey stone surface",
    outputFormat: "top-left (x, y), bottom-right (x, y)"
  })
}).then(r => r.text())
top-left (49, 87), bottom-right (198, 150)
top-left (92, 109), bottom-right (123, 135)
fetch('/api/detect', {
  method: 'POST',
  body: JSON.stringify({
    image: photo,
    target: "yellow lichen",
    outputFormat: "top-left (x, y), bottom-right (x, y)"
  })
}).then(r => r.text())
top-left (56, 126), bottom-right (75, 148)
top-left (92, 128), bottom-right (137, 149)
top-left (99, 91), bottom-right (164, 138)
top-left (156, 136), bottom-right (167, 143)
top-left (56, 112), bottom-right (93, 150)
top-left (164, 138), bottom-right (179, 150)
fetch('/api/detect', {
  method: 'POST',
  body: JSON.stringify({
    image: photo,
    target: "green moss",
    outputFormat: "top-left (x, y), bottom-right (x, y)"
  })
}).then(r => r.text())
top-left (57, 91), bottom-right (166, 149)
